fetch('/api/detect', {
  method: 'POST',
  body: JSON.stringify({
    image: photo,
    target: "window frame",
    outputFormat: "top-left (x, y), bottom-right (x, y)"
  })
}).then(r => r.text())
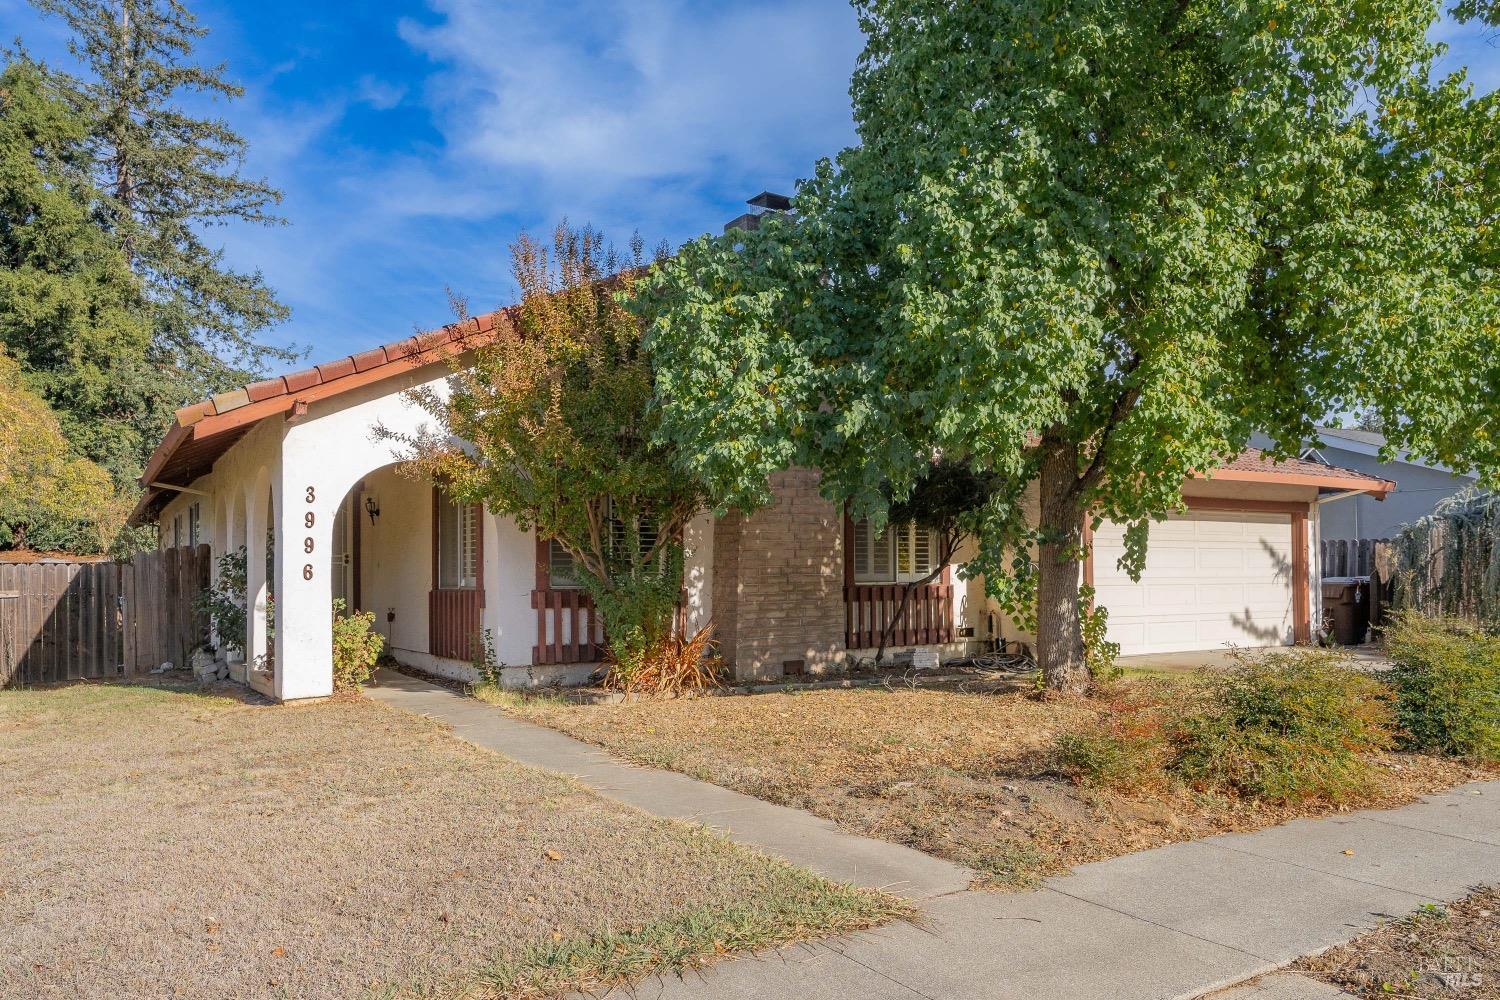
top-left (432, 489), bottom-right (481, 591)
top-left (849, 516), bottom-right (944, 585)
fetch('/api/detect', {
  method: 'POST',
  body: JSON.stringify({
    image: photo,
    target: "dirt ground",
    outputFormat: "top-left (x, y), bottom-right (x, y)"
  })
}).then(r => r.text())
top-left (1297, 886), bottom-right (1499, 998)
top-left (0, 683), bottom-right (897, 1000)
top-left (492, 677), bottom-right (1496, 888)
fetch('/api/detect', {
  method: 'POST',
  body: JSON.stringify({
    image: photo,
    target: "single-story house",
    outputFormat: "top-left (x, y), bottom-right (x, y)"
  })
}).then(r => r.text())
top-left (132, 313), bottom-right (1394, 702)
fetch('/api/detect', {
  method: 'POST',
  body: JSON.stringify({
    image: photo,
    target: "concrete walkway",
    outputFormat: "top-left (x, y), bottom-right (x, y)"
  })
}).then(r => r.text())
top-left (366, 670), bottom-right (972, 899)
top-left (366, 670), bottom-right (1499, 1000)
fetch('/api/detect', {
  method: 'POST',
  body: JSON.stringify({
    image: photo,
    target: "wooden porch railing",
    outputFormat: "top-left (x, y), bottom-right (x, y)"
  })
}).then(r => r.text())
top-left (845, 582), bottom-right (955, 650)
top-left (429, 588), bottom-right (483, 661)
top-left (531, 588), bottom-right (605, 665)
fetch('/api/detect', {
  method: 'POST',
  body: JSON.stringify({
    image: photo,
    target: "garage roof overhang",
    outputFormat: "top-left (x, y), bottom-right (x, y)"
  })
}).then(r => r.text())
top-left (1194, 448), bottom-right (1396, 498)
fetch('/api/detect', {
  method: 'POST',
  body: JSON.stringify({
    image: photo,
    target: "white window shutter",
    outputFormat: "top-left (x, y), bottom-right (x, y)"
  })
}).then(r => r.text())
top-left (913, 525), bottom-right (933, 576)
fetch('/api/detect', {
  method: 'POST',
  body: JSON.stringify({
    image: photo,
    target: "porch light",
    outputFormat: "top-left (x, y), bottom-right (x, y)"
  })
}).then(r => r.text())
top-left (364, 495), bottom-right (380, 525)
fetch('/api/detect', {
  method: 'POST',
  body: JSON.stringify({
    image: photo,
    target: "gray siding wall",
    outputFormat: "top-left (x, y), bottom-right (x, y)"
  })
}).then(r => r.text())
top-left (1315, 448), bottom-right (1472, 541)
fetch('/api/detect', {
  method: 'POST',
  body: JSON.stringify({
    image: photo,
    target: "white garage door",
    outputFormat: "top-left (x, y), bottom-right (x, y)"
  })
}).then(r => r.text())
top-left (1093, 511), bottom-right (1294, 656)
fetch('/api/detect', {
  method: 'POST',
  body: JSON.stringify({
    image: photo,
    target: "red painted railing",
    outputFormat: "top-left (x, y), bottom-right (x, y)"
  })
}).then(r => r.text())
top-left (429, 588), bottom-right (483, 661)
top-left (531, 588), bottom-right (605, 665)
top-left (845, 582), bottom-right (954, 649)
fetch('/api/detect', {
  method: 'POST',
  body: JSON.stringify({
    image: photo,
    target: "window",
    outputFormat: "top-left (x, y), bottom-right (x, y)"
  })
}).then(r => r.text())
top-left (548, 539), bottom-right (579, 588)
top-left (436, 494), bottom-right (479, 589)
top-left (852, 518), bottom-right (941, 583)
top-left (187, 503), bottom-right (201, 547)
top-left (171, 513), bottom-right (183, 549)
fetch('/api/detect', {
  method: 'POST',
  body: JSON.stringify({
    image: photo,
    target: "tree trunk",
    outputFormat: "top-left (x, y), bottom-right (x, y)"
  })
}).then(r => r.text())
top-left (1036, 442), bottom-right (1088, 694)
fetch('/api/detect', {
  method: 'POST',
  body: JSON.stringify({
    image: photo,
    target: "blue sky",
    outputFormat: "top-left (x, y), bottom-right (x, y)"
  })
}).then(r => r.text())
top-left (3, 1), bottom-right (1496, 375)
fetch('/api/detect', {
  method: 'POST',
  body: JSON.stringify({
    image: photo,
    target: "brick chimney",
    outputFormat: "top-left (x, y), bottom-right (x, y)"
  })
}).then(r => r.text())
top-left (724, 191), bottom-right (793, 233)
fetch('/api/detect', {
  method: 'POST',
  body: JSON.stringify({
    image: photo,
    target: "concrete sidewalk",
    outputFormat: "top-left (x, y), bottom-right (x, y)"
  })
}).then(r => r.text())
top-left (367, 670), bottom-right (1499, 1000)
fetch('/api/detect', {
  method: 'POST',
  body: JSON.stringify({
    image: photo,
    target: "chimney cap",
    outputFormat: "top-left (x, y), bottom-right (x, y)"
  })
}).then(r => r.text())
top-left (747, 191), bottom-right (793, 211)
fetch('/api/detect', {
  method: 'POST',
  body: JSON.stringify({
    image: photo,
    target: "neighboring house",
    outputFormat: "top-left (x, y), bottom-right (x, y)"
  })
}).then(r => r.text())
top-left (131, 315), bottom-right (1393, 702)
top-left (1297, 427), bottom-right (1479, 542)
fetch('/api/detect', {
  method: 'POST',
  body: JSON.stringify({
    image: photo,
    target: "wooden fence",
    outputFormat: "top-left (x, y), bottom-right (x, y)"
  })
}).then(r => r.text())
top-left (0, 545), bottom-right (211, 688)
top-left (1319, 537), bottom-right (1389, 579)
top-left (845, 582), bottom-right (956, 650)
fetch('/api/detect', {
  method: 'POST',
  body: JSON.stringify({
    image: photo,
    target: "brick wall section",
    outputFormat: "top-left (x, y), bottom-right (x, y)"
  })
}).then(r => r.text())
top-left (712, 468), bottom-right (847, 682)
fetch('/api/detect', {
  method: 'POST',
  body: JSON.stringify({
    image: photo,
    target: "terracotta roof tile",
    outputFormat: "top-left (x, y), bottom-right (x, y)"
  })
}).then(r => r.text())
top-left (282, 368), bottom-right (322, 393)
top-left (245, 377), bottom-right (287, 402)
top-left (210, 388), bottom-right (250, 413)
top-left (315, 357), bottom-right (356, 382)
top-left (351, 347), bottom-right (389, 372)
top-left (384, 336), bottom-right (419, 361)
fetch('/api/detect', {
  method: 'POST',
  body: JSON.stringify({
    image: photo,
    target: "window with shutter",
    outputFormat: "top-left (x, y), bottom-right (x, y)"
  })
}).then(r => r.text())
top-left (437, 494), bottom-right (479, 589)
top-left (548, 539), bottom-right (579, 588)
top-left (851, 518), bottom-right (940, 584)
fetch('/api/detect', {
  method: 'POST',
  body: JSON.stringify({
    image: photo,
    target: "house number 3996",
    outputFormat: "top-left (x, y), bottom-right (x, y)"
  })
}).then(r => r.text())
top-left (302, 485), bottom-right (316, 580)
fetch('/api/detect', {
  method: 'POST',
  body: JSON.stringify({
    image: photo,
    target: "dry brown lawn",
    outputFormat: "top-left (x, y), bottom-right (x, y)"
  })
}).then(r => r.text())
top-left (0, 683), bottom-right (900, 1000)
top-left (1297, 886), bottom-right (1499, 998)
top-left (489, 676), bottom-right (1495, 889)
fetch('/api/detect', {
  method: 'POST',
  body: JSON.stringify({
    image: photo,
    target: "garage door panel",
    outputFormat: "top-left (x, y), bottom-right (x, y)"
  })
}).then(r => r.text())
top-left (1199, 548), bottom-right (1248, 571)
top-left (1096, 511), bottom-right (1295, 656)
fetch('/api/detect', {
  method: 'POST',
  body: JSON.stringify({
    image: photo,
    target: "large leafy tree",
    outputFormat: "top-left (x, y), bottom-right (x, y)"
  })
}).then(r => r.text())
top-left (387, 225), bottom-right (709, 679)
top-left (0, 348), bottom-right (127, 552)
top-left (0, 56), bottom-right (155, 486)
top-left (29, 0), bottom-right (297, 407)
top-left (640, 0), bottom-right (1500, 693)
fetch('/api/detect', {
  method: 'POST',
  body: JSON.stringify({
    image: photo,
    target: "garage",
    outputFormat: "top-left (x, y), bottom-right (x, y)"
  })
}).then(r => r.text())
top-left (1092, 509), bottom-right (1298, 656)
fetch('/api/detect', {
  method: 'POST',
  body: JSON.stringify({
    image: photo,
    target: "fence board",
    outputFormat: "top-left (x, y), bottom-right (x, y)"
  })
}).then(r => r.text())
top-left (0, 545), bottom-right (210, 687)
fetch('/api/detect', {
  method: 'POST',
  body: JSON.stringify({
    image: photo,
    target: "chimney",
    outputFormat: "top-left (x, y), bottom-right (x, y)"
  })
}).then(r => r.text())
top-left (724, 191), bottom-right (793, 234)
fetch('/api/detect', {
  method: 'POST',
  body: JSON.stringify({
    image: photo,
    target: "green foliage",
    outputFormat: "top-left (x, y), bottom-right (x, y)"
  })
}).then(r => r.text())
top-left (331, 598), bottom-right (383, 691)
top-left (196, 545), bottom-right (246, 655)
top-left (1388, 490), bottom-right (1500, 623)
top-left (468, 626), bottom-right (504, 687)
top-left (1059, 651), bottom-right (1397, 802)
top-left (638, 0), bottom-right (1500, 689)
top-left (386, 224), bottom-right (708, 678)
top-left (1383, 613), bottom-right (1500, 761)
top-left (0, 56), bottom-right (158, 487)
top-left (28, 0), bottom-right (296, 396)
top-left (1174, 651), bottom-right (1395, 802)
top-left (0, 349), bottom-right (126, 552)
top-left (1079, 588), bottom-right (1121, 682)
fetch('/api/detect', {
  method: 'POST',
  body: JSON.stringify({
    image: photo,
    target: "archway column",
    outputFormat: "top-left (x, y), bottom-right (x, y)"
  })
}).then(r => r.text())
top-left (245, 472), bottom-right (272, 670)
top-left (274, 441), bottom-right (335, 701)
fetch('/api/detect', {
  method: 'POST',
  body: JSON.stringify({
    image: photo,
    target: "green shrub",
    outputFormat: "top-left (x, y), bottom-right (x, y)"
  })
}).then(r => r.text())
top-left (1174, 649), bottom-right (1395, 802)
top-left (1383, 613), bottom-right (1500, 762)
top-left (331, 599), bottom-right (384, 691)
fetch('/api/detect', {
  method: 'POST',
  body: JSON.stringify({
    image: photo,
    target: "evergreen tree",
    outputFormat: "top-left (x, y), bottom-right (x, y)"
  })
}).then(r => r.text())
top-left (29, 0), bottom-right (297, 403)
top-left (0, 56), bottom-right (157, 486)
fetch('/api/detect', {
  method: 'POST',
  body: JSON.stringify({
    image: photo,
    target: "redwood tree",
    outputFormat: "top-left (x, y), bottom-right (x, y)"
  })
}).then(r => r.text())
top-left (639, 0), bottom-right (1500, 693)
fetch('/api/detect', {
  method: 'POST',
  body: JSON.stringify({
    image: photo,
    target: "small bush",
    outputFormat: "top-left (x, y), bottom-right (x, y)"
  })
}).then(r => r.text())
top-left (603, 622), bottom-right (723, 697)
top-left (1056, 715), bottom-right (1172, 793)
top-left (1383, 613), bottom-right (1500, 762)
top-left (1174, 649), bottom-right (1395, 802)
top-left (331, 599), bottom-right (384, 691)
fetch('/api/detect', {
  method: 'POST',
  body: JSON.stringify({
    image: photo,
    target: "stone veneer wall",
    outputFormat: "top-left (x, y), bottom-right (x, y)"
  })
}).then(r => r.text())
top-left (711, 468), bottom-right (848, 682)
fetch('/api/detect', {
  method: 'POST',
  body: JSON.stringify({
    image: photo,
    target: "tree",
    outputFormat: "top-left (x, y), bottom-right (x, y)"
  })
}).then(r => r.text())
top-left (0, 56), bottom-right (158, 486)
top-left (29, 0), bottom-right (297, 406)
top-left (871, 461), bottom-right (995, 665)
top-left (640, 0), bottom-right (1500, 693)
top-left (386, 224), bottom-right (709, 681)
top-left (0, 348), bottom-right (127, 552)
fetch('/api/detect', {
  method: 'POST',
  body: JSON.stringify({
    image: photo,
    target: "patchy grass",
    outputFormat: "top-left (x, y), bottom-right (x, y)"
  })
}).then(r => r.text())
top-left (0, 682), bottom-right (901, 1000)
top-left (494, 675), bottom-right (1495, 890)
top-left (1296, 887), bottom-right (1499, 998)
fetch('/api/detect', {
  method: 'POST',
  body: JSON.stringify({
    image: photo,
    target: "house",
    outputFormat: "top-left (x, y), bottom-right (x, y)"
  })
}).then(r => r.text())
top-left (131, 314), bottom-right (1394, 701)
top-left (1296, 426), bottom-right (1479, 542)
